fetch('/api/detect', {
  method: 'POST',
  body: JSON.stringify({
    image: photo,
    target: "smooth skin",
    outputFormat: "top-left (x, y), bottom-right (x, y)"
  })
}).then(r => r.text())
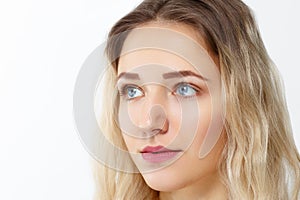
top-left (117, 21), bottom-right (228, 200)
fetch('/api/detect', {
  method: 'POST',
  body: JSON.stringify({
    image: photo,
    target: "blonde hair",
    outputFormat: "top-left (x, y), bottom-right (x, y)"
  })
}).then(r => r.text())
top-left (94, 0), bottom-right (300, 199)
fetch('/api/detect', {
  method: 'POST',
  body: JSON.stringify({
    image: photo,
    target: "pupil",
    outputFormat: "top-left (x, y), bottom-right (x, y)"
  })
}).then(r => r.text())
top-left (129, 88), bottom-right (136, 97)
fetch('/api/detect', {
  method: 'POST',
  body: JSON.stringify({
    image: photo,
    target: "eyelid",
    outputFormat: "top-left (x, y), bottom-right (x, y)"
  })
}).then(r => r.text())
top-left (118, 83), bottom-right (144, 100)
top-left (117, 82), bottom-right (203, 99)
top-left (173, 82), bottom-right (202, 97)
top-left (174, 82), bottom-right (201, 91)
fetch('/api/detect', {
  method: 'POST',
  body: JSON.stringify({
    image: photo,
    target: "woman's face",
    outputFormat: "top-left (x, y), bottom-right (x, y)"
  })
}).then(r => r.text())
top-left (116, 22), bottom-right (226, 192)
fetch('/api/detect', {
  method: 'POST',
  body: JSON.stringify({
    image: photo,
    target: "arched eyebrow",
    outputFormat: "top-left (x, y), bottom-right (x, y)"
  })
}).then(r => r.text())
top-left (117, 72), bottom-right (140, 81)
top-left (117, 70), bottom-right (208, 81)
top-left (162, 70), bottom-right (208, 81)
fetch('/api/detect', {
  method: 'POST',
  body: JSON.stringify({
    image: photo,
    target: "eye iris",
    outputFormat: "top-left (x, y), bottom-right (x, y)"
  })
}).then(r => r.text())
top-left (177, 85), bottom-right (195, 96)
top-left (180, 86), bottom-right (188, 94)
top-left (127, 88), bottom-right (137, 98)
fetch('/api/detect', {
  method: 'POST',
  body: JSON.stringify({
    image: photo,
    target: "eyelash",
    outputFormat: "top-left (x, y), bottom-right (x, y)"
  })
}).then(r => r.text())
top-left (118, 82), bottom-right (203, 101)
top-left (118, 84), bottom-right (144, 101)
top-left (173, 82), bottom-right (202, 99)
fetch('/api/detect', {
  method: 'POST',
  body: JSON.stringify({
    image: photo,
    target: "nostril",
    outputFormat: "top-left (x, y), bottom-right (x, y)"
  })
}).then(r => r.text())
top-left (142, 127), bottom-right (168, 139)
top-left (161, 118), bottom-right (169, 133)
top-left (152, 128), bottom-right (167, 135)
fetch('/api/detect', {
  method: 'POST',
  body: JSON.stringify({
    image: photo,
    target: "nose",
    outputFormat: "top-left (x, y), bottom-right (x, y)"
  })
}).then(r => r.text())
top-left (137, 86), bottom-right (169, 138)
top-left (118, 85), bottom-right (170, 139)
top-left (140, 104), bottom-right (169, 138)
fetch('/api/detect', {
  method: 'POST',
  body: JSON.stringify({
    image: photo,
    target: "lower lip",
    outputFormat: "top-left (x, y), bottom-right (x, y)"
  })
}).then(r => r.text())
top-left (141, 151), bottom-right (180, 163)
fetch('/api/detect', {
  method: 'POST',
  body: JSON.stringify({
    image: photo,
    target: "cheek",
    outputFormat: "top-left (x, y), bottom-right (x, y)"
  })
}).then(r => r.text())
top-left (121, 133), bottom-right (136, 152)
top-left (127, 100), bottom-right (145, 127)
top-left (170, 96), bottom-right (212, 151)
top-left (197, 97), bottom-right (212, 137)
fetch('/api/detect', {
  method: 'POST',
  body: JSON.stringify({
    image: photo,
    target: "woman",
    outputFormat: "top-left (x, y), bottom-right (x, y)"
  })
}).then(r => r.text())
top-left (94, 0), bottom-right (300, 199)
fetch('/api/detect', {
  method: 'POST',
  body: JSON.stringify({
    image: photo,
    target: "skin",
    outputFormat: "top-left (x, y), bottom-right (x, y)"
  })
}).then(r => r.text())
top-left (117, 21), bottom-right (228, 200)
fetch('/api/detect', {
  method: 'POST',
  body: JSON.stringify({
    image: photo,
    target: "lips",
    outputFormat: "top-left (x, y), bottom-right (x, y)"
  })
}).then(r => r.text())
top-left (140, 145), bottom-right (182, 163)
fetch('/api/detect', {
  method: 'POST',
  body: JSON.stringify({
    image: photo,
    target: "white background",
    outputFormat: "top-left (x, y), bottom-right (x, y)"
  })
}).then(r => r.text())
top-left (0, 0), bottom-right (299, 199)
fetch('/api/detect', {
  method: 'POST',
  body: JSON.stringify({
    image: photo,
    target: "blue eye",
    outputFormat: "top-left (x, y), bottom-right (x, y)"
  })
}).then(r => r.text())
top-left (125, 86), bottom-right (143, 99)
top-left (175, 84), bottom-right (197, 97)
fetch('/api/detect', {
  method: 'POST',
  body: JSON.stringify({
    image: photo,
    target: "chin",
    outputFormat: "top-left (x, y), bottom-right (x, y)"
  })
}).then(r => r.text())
top-left (141, 167), bottom-right (187, 192)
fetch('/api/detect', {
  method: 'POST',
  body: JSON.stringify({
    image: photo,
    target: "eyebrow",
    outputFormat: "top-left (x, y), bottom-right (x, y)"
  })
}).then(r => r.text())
top-left (117, 70), bottom-right (208, 81)
top-left (117, 72), bottom-right (140, 81)
top-left (163, 70), bottom-right (208, 81)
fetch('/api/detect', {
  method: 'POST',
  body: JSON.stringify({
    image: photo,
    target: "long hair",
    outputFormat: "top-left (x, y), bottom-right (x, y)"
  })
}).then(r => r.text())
top-left (94, 0), bottom-right (300, 199)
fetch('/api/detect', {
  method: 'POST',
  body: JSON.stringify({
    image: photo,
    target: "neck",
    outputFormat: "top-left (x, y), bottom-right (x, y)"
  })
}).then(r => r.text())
top-left (158, 172), bottom-right (227, 200)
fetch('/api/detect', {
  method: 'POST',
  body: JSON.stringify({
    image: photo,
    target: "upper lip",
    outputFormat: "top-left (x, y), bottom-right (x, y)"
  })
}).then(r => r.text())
top-left (141, 145), bottom-right (181, 153)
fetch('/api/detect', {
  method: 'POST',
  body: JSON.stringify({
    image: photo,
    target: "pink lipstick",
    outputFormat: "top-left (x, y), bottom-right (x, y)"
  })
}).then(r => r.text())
top-left (141, 145), bottom-right (181, 163)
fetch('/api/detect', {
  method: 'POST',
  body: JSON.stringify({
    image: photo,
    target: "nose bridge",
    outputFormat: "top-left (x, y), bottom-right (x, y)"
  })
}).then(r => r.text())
top-left (146, 84), bottom-right (166, 107)
top-left (139, 84), bottom-right (169, 135)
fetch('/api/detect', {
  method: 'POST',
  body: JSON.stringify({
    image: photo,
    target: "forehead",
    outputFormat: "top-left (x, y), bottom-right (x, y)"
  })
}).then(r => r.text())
top-left (118, 22), bottom-right (218, 76)
top-left (118, 49), bottom-right (196, 74)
